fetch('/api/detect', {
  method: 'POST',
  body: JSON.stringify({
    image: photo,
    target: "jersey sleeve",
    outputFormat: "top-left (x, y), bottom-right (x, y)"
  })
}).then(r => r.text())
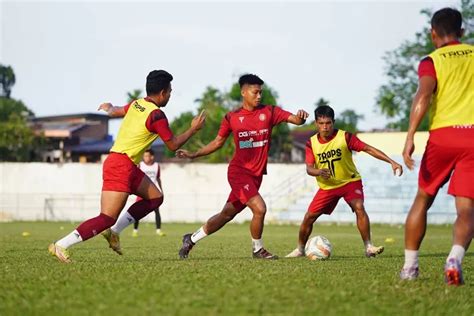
top-left (123, 103), bottom-right (131, 114)
top-left (418, 57), bottom-right (436, 79)
top-left (217, 114), bottom-right (232, 138)
top-left (271, 106), bottom-right (292, 126)
top-left (305, 139), bottom-right (315, 165)
top-left (345, 132), bottom-right (366, 152)
top-left (145, 109), bottom-right (174, 141)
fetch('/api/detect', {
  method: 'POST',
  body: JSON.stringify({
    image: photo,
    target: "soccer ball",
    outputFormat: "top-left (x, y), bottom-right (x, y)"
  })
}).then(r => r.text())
top-left (305, 235), bottom-right (332, 260)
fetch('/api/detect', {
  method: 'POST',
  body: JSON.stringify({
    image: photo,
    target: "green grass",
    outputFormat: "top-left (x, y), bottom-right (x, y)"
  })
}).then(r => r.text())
top-left (0, 222), bottom-right (472, 315)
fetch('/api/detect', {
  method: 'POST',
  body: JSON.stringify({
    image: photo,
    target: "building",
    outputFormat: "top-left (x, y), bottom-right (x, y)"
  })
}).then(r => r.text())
top-left (31, 113), bottom-right (164, 163)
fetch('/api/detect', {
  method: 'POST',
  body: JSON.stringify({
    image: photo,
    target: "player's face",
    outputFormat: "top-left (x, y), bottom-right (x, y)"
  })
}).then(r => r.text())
top-left (159, 84), bottom-right (172, 107)
top-left (241, 84), bottom-right (262, 108)
top-left (143, 152), bottom-right (154, 164)
top-left (315, 116), bottom-right (334, 137)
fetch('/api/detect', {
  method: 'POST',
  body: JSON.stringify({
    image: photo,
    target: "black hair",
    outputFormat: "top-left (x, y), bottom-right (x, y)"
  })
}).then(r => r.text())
top-left (431, 8), bottom-right (463, 38)
top-left (146, 70), bottom-right (173, 95)
top-left (314, 105), bottom-right (335, 121)
top-left (238, 74), bottom-right (264, 88)
top-left (144, 148), bottom-right (155, 156)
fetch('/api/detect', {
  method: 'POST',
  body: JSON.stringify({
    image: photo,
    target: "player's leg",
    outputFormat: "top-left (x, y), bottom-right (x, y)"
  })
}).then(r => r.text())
top-left (109, 174), bottom-right (163, 235)
top-left (49, 191), bottom-right (129, 262)
top-left (179, 201), bottom-right (241, 259)
top-left (245, 194), bottom-right (276, 259)
top-left (155, 208), bottom-right (165, 236)
top-left (286, 211), bottom-right (322, 258)
top-left (347, 198), bottom-right (383, 257)
top-left (133, 220), bottom-right (139, 237)
top-left (444, 196), bottom-right (474, 285)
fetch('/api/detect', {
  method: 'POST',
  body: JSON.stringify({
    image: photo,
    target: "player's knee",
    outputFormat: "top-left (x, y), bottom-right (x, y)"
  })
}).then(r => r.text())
top-left (149, 196), bottom-right (164, 209)
top-left (253, 205), bottom-right (267, 217)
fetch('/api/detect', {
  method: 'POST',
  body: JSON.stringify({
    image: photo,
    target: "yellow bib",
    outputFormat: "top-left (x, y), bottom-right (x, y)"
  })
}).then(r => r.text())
top-left (310, 130), bottom-right (361, 190)
top-left (110, 98), bottom-right (160, 164)
top-left (428, 43), bottom-right (474, 130)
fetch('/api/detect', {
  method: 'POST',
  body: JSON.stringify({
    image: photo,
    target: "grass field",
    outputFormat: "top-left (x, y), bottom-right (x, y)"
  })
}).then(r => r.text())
top-left (0, 222), bottom-right (472, 315)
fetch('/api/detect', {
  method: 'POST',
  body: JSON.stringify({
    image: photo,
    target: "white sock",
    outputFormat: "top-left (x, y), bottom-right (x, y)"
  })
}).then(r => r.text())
top-left (447, 244), bottom-right (465, 263)
top-left (298, 244), bottom-right (305, 254)
top-left (403, 249), bottom-right (419, 269)
top-left (133, 229), bottom-right (138, 233)
top-left (252, 238), bottom-right (264, 253)
top-left (364, 240), bottom-right (373, 249)
top-left (156, 229), bottom-right (161, 234)
top-left (56, 230), bottom-right (82, 249)
top-left (110, 211), bottom-right (135, 234)
top-left (191, 227), bottom-right (207, 243)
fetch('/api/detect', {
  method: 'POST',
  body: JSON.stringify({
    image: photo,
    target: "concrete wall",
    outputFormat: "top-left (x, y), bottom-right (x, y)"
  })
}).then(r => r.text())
top-left (0, 157), bottom-right (457, 224)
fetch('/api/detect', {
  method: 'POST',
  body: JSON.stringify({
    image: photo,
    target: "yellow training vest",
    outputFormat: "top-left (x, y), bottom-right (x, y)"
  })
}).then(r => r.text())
top-left (428, 43), bottom-right (474, 130)
top-left (310, 130), bottom-right (361, 190)
top-left (110, 98), bottom-right (160, 164)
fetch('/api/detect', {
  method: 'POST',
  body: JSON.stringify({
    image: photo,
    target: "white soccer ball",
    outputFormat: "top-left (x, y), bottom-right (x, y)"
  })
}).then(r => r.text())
top-left (305, 235), bottom-right (332, 260)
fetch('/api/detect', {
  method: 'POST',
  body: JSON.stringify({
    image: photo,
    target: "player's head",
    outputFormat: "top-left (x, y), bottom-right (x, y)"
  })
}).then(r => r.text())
top-left (314, 105), bottom-right (335, 137)
top-left (239, 74), bottom-right (264, 108)
top-left (430, 8), bottom-right (464, 47)
top-left (143, 148), bottom-right (155, 164)
top-left (146, 70), bottom-right (173, 107)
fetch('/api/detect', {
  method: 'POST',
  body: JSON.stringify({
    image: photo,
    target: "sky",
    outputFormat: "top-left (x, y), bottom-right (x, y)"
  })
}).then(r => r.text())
top-left (1, 0), bottom-right (460, 135)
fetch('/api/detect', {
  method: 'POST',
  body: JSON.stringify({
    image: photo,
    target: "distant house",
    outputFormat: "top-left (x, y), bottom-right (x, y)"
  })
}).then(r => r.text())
top-left (31, 113), bottom-right (164, 163)
top-left (290, 130), bottom-right (315, 163)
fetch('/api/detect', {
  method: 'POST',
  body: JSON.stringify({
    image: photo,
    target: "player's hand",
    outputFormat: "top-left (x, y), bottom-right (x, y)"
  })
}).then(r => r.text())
top-left (98, 102), bottom-right (113, 114)
top-left (402, 138), bottom-right (415, 170)
top-left (391, 161), bottom-right (403, 177)
top-left (176, 149), bottom-right (195, 159)
top-left (317, 168), bottom-right (331, 179)
top-left (191, 110), bottom-right (206, 131)
top-left (296, 109), bottom-right (309, 121)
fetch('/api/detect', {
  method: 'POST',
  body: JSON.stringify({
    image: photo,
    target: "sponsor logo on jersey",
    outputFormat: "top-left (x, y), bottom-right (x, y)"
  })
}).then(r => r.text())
top-left (259, 113), bottom-right (266, 121)
top-left (133, 102), bottom-right (146, 112)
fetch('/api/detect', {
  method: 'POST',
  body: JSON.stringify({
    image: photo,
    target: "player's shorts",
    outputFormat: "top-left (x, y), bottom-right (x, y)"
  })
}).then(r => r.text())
top-left (227, 171), bottom-right (263, 212)
top-left (419, 128), bottom-right (474, 198)
top-left (308, 180), bottom-right (364, 214)
top-left (102, 152), bottom-right (145, 194)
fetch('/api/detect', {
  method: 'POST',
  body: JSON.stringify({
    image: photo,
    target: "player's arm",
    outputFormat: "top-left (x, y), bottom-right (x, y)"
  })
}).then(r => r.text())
top-left (287, 110), bottom-right (309, 126)
top-left (304, 140), bottom-right (330, 179)
top-left (306, 164), bottom-right (331, 179)
top-left (362, 144), bottom-right (403, 176)
top-left (403, 76), bottom-right (436, 170)
top-left (162, 111), bottom-right (206, 151)
top-left (176, 135), bottom-right (228, 159)
top-left (97, 102), bottom-right (128, 118)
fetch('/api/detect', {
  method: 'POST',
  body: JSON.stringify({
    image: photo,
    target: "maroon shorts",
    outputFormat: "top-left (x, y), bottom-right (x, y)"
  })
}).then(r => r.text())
top-left (102, 153), bottom-right (145, 194)
top-left (227, 171), bottom-right (263, 212)
top-left (308, 180), bottom-right (364, 214)
top-left (419, 140), bottom-right (474, 198)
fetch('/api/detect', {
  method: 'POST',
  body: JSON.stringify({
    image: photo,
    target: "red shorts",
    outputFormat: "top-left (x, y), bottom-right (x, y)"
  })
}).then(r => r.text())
top-left (227, 171), bottom-right (263, 212)
top-left (308, 180), bottom-right (364, 214)
top-left (419, 136), bottom-right (474, 198)
top-left (102, 153), bottom-right (145, 194)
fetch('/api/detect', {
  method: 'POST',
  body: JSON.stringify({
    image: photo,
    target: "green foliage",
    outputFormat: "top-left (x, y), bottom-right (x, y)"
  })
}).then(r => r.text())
top-left (167, 80), bottom-right (293, 162)
top-left (0, 64), bottom-right (15, 98)
top-left (0, 64), bottom-right (43, 161)
top-left (376, 0), bottom-right (473, 131)
top-left (1, 222), bottom-right (472, 315)
top-left (127, 89), bottom-right (143, 103)
top-left (335, 109), bottom-right (364, 133)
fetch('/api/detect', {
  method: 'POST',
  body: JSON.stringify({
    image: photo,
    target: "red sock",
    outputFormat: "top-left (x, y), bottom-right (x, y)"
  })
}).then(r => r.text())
top-left (76, 213), bottom-right (116, 241)
top-left (128, 197), bottom-right (164, 221)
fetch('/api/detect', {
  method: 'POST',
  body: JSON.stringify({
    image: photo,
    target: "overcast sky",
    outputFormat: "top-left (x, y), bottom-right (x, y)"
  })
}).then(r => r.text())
top-left (1, 0), bottom-right (460, 135)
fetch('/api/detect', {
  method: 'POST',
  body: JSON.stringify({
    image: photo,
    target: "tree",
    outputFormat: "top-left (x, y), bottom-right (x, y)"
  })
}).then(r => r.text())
top-left (127, 89), bottom-right (143, 103)
top-left (0, 64), bottom-right (43, 161)
top-left (376, 0), bottom-right (473, 131)
top-left (0, 65), bottom-right (15, 98)
top-left (334, 109), bottom-right (364, 133)
top-left (166, 78), bottom-right (292, 162)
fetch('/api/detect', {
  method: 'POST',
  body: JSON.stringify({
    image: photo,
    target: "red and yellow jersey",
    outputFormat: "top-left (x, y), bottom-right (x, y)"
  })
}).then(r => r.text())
top-left (218, 104), bottom-right (292, 177)
top-left (427, 43), bottom-right (474, 130)
top-left (308, 129), bottom-right (363, 190)
top-left (111, 98), bottom-right (173, 164)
